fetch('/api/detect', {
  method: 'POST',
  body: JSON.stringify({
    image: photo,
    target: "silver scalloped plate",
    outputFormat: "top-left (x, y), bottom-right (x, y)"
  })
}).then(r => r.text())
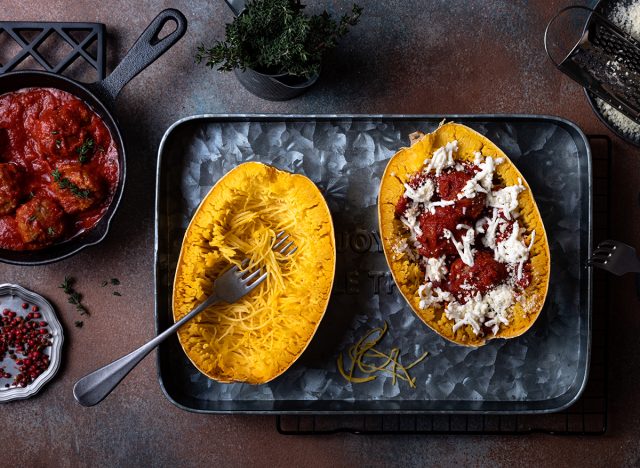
top-left (0, 284), bottom-right (63, 402)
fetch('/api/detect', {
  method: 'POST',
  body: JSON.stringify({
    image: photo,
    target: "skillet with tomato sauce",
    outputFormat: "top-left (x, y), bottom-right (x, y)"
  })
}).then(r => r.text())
top-left (0, 88), bottom-right (119, 250)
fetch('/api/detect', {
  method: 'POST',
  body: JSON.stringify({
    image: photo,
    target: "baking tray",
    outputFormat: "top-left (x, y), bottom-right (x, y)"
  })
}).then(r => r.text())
top-left (154, 114), bottom-right (592, 414)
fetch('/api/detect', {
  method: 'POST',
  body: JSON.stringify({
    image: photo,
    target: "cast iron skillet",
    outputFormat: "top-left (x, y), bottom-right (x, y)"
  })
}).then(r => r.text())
top-left (0, 9), bottom-right (187, 266)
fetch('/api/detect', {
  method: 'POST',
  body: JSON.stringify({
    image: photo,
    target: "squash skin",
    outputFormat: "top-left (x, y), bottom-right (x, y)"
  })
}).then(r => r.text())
top-left (172, 162), bottom-right (336, 383)
top-left (378, 122), bottom-right (550, 347)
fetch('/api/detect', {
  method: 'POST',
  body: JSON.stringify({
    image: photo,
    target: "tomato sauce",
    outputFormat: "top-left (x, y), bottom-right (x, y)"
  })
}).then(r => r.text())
top-left (0, 88), bottom-right (119, 250)
top-left (396, 163), bottom-right (533, 304)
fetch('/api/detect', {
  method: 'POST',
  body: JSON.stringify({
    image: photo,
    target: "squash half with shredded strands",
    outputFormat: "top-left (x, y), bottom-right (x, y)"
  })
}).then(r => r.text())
top-left (173, 162), bottom-right (335, 383)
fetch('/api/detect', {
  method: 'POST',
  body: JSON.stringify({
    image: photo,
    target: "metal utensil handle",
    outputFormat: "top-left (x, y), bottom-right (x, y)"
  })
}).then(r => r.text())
top-left (73, 293), bottom-right (219, 407)
top-left (91, 8), bottom-right (187, 105)
top-left (224, 0), bottom-right (246, 16)
top-left (543, 5), bottom-right (594, 68)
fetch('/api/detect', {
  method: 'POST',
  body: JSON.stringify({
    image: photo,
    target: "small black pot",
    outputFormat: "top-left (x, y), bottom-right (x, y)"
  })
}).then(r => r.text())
top-left (224, 0), bottom-right (319, 101)
top-left (233, 67), bottom-right (319, 101)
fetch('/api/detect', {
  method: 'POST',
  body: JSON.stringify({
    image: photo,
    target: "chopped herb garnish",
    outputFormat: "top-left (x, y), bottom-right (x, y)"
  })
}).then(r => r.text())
top-left (52, 169), bottom-right (91, 199)
top-left (47, 227), bottom-right (56, 236)
top-left (55, 139), bottom-right (62, 149)
top-left (59, 276), bottom-right (89, 316)
top-left (113, 291), bottom-right (122, 297)
top-left (27, 214), bottom-right (37, 223)
top-left (74, 320), bottom-right (83, 328)
top-left (76, 137), bottom-right (95, 163)
top-left (110, 278), bottom-right (120, 286)
top-left (101, 280), bottom-right (108, 287)
top-left (59, 276), bottom-right (73, 294)
top-left (27, 192), bottom-right (34, 200)
top-left (51, 131), bottom-right (59, 135)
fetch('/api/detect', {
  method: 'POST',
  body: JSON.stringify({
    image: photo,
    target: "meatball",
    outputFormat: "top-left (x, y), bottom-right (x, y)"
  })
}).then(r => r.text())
top-left (15, 196), bottom-right (65, 244)
top-left (448, 250), bottom-right (507, 302)
top-left (50, 162), bottom-right (104, 214)
top-left (0, 128), bottom-right (8, 154)
top-left (417, 205), bottom-right (465, 258)
top-left (0, 163), bottom-right (24, 215)
top-left (457, 192), bottom-right (487, 219)
top-left (32, 100), bottom-right (93, 159)
top-left (437, 170), bottom-right (471, 200)
top-left (437, 170), bottom-right (487, 219)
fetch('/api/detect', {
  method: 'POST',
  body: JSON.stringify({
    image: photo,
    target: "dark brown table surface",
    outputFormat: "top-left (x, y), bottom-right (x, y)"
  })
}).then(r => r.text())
top-left (2, 0), bottom-right (639, 466)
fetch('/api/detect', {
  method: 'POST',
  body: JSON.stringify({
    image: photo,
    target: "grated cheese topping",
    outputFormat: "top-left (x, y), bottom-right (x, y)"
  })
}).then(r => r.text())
top-left (444, 227), bottom-right (475, 267)
top-left (425, 256), bottom-right (447, 282)
top-left (445, 285), bottom-right (515, 335)
top-left (424, 140), bottom-right (458, 175)
top-left (487, 180), bottom-right (525, 219)
top-left (398, 140), bottom-right (536, 336)
top-left (403, 178), bottom-right (434, 204)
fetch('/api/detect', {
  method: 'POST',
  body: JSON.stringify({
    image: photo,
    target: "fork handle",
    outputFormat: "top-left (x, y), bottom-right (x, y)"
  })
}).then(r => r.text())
top-left (73, 294), bottom-right (221, 407)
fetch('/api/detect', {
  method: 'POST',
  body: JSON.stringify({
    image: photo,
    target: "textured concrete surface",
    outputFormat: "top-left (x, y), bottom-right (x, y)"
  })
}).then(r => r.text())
top-left (1, 0), bottom-right (639, 466)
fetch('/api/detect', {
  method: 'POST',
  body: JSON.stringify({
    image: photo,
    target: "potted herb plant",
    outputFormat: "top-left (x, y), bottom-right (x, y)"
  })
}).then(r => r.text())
top-left (196, 0), bottom-right (362, 100)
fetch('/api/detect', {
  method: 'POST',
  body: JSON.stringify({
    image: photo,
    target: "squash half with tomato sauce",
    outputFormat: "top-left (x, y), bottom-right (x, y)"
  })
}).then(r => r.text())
top-left (378, 122), bottom-right (550, 347)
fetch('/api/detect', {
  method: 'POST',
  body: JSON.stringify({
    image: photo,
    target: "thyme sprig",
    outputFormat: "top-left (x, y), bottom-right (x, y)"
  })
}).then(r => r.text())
top-left (76, 137), bottom-right (95, 163)
top-left (59, 276), bottom-right (89, 316)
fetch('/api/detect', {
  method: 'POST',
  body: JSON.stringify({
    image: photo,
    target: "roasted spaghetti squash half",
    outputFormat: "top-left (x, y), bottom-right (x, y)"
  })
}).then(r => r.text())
top-left (378, 122), bottom-right (550, 346)
top-left (173, 162), bottom-right (335, 383)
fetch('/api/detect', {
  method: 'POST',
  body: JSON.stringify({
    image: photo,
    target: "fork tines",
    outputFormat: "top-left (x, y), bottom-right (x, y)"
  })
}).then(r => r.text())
top-left (274, 230), bottom-right (298, 256)
top-left (588, 242), bottom-right (617, 264)
top-left (235, 264), bottom-right (268, 288)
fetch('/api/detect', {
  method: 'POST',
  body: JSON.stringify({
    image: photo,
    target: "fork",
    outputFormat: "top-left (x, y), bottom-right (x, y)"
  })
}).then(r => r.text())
top-left (73, 231), bottom-right (296, 406)
top-left (587, 239), bottom-right (640, 276)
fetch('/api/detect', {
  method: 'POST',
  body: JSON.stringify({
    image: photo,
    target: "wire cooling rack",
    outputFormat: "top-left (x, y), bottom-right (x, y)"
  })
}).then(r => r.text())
top-left (277, 134), bottom-right (610, 435)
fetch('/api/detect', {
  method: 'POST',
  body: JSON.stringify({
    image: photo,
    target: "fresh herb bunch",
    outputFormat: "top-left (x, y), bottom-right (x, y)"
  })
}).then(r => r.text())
top-left (196, 0), bottom-right (362, 78)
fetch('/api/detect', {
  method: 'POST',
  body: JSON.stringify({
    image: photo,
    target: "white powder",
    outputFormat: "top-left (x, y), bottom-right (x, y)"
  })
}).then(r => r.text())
top-left (597, 98), bottom-right (640, 137)
top-left (612, 1), bottom-right (640, 39)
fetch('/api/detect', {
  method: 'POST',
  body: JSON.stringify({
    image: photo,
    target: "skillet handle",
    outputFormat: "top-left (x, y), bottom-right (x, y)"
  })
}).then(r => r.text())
top-left (91, 9), bottom-right (187, 105)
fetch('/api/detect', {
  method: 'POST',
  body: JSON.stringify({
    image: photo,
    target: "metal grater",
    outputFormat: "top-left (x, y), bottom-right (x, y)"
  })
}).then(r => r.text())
top-left (545, 5), bottom-right (640, 124)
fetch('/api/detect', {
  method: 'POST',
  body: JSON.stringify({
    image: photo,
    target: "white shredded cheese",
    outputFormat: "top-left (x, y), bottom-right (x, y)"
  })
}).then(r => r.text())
top-left (392, 239), bottom-right (408, 255)
top-left (487, 181), bottom-right (525, 219)
top-left (445, 284), bottom-right (515, 336)
top-left (444, 227), bottom-right (475, 266)
top-left (418, 282), bottom-right (452, 309)
top-left (400, 201), bottom-right (422, 240)
top-left (403, 178), bottom-right (434, 204)
top-left (425, 256), bottom-right (447, 282)
top-left (424, 140), bottom-right (458, 176)
top-left (494, 220), bottom-right (530, 265)
top-left (426, 199), bottom-right (456, 214)
top-left (458, 156), bottom-right (500, 199)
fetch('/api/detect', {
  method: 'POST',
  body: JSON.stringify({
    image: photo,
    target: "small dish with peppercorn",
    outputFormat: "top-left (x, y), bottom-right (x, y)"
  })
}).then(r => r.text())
top-left (0, 283), bottom-right (63, 402)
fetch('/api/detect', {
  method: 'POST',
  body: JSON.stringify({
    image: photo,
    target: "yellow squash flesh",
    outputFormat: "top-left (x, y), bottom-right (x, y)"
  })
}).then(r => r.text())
top-left (378, 122), bottom-right (550, 347)
top-left (172, 162), bottom-right (335, 383)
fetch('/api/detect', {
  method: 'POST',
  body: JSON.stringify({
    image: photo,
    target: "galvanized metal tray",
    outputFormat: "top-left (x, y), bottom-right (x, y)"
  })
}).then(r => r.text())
top-left (154, 114), bottom-right (592, 414)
